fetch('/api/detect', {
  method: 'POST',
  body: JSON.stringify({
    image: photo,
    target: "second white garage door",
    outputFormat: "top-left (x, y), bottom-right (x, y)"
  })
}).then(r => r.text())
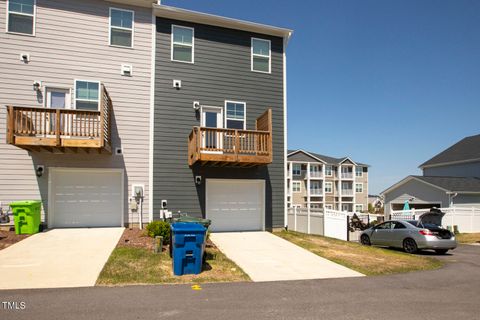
top-left (48, 168), bottom-right (123, 228)
top-left (206, 179), bottom-right (265, 232)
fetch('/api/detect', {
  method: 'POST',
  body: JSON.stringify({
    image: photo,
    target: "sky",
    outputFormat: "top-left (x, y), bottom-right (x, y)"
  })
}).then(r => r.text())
top-left (162, 0), bottom-right (480, 194)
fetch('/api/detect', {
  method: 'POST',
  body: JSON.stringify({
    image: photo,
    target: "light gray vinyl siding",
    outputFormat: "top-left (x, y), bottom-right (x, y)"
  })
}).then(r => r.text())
top-left (423, 161), bottom-right (480, 178)
top-left (453, 194), bottom-right (480, 208)
top-left (0, 0), bottom-right (153, 225)
top-left (153, 17), bottom-right (285, 229)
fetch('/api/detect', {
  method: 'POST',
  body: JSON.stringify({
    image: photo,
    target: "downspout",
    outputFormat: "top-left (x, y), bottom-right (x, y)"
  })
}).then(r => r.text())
top-left (449, 192), bottom-right (458, 207)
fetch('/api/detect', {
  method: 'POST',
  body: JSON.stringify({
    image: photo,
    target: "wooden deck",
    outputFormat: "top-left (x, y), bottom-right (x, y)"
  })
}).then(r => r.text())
top-left (188, 109), bottom-right (273, 167)
top-left (6, 85), bottom-right (112, 154)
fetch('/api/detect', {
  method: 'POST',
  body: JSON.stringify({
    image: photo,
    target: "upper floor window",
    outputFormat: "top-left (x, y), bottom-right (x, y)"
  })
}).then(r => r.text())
top-left (7, 0), bottom-right (35, 35)
top-left (110, 8), bottom-right (134, 48)
top-left (355, 204), bottom-right (363, 212)
top-left (355, 183), bottom-right (363, 193)
top-left (75, 80), bottom-right (100, 111)
top-left (325, 165), bottom-right (333, 176)
top-left (355, 166), bottom-right (363, 177)
top-left (324, 182), bottom-right (333, 193)
top-left (292, 164), bottom-right (301, 176)
top-left (225, 101), bottom-right (245, 129)
top-left (292, 181), bottom-right (301, 193)
top-left (172, 25), bottom-right (194, 63)
top-left (251, 38), bottom-right (271, 73)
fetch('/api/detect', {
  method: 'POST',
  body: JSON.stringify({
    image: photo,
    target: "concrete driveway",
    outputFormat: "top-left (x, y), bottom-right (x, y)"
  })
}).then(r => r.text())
top-left (0, 228), bottom-right (123, 290)
top-left (210, 231), bottom-right (363, 282)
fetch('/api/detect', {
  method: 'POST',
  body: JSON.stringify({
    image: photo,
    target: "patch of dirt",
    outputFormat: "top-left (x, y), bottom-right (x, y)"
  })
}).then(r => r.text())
top-left (0, 230), bottom-right (29, 250)
top-left (118, 228), bottom-right (155, 251)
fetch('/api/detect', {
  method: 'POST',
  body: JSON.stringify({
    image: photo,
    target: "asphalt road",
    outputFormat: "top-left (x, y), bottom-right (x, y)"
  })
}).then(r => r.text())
top-left (1, 245), bottom-right (479, 320)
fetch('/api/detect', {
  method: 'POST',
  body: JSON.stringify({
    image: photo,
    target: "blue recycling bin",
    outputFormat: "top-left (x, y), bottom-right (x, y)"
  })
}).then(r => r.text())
top-left (171, 222), bottom-right (207, 276)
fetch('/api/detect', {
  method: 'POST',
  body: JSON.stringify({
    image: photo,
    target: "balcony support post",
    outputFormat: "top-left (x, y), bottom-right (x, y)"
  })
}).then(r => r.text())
top-left (55, 109), bottom-right (61, 146)
top-left (7, 106), bottom-right (14, 144)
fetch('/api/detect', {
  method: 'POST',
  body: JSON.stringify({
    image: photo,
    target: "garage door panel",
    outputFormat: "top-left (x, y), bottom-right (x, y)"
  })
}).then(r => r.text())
top-left (207, 180), bottom-right (264, 232)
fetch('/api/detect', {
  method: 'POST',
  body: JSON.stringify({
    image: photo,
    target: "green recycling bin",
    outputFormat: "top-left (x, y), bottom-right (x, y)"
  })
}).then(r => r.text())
top-left (10, 201), bottom-right (42, 235)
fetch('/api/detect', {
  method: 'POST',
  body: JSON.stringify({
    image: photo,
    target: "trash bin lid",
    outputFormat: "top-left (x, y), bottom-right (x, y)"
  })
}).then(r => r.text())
top-left (171, 222), bottom-right (206, 233)
top-left (9, 200), bottom-right (41, 207)
top-left (173, 216), bottom-right (211, 227)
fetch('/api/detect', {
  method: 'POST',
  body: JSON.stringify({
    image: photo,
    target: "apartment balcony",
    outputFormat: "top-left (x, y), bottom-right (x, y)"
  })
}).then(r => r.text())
top-left (308, 171), bottom-right (323, 179)
top-left (309, 190), bottom-right (323, 196)
top-left (6, 86), bottom-right (112, 154)
top-left (341, 172), bottom-right (354, 179)
top-left (341, 189), bottom-right (354, 196)
top-left (188, 109), bottom-right (272, 167)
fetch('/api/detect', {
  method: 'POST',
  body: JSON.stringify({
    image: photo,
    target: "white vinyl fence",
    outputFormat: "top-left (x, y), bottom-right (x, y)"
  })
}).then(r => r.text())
top-left (391, 207), bottom-right (480, 233)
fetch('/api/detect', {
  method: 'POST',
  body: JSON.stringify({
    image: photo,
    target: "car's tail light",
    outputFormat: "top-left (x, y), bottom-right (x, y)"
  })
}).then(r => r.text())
top-left (419, 229), bottom-right (434, 236)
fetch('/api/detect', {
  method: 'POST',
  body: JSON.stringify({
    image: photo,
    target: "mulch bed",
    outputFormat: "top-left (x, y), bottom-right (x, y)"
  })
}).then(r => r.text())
top-left (0, 230), bottom-right (30, 250)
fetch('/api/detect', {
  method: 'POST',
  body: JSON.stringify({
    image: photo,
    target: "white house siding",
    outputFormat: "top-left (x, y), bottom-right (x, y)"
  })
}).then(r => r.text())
top-left (0, 0), bottom-right (153, 225)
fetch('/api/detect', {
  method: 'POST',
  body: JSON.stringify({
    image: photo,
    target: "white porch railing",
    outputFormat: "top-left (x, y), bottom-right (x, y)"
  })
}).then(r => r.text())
top-left (341, 172), bottom-right (353, 179)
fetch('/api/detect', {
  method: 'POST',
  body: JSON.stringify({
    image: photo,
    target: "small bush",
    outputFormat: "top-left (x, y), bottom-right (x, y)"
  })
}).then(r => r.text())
top-left (145, 221), bottom-right (170, 242)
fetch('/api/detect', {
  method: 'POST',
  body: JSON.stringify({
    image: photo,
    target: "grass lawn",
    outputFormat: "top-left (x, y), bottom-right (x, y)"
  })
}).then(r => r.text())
top-left (275, 230), bottom-right (444, 276)
top-left (456, 233), bottom-right (480, 244)
top-left (97, 230), bottom-right (249, 285)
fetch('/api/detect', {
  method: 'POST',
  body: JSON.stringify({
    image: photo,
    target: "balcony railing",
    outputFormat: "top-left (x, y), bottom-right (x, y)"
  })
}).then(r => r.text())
top-left (188, 109), bottom-right (272, 166)
top-left (341, 172), bottom-right (354, 179)
top-left (310, 189), bottom-right (323, 196)
top-left (6, 85), bottom-right (112, 153)
top-left (341, 189), bottom-right (354, 196)
top-left (309, 171), bottom-right (323, 178)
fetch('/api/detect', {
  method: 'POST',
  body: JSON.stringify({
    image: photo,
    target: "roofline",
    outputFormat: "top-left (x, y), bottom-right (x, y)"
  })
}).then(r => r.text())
top-left (108, 0), bottom-right (155, 8)
top-left (380, 176), bottom-right (450, 196)
top-left (287, 149), bottom-right (327, 164)
top-left (153, 4), bottom-right (293, 41)
top-left (339, 157), bottom-right (358, 166)
top-left (446, 191), bottom-right (480, 195)
top-left (419, 157), bottom-right (480, 169)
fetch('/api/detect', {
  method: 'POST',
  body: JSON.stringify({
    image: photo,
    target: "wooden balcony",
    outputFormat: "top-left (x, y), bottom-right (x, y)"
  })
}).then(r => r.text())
top-left (6, 85), bottom-right (112, 154)
top-left (188, 109), bottom-right (273, 167)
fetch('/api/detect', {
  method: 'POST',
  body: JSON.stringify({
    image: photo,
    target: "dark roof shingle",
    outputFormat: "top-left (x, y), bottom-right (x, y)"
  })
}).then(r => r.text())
top-left (419, 134), bottom-right (480, 168)
top-left (414, 175), bottom-right (480, 192)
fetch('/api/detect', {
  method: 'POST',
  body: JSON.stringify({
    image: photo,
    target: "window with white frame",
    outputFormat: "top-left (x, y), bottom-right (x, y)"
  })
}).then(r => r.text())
top-left (225, 101), bottom-right (245, 129)
top-left (324, 181), bottom-right (333, 193)
top-left (325, 204), bottom-right (333, 210)
top-left (355, 204), bottom-right (363, 212)
top-left (109, 8), bottom-right (134, 47)
top-left (292, 181), bottom-right (301, 193)
top-left (325, 165), bottom-right (333, 176)
top-left (75, 80), bottom-right (100, 111)
top-left (7, 0), bottom-right (35, 35)
top-left (311, 204), bottom-right (321, 209)
top-left (310, 181), bottom-right (321, 194)
top-left (292, 164), bottom-right (301, 176)
top-left (172, 25), bottom-right (194, 63)
top-left (355, 166), bottom-right (363, 177)
top-left (251, 38), bottom-right (271, 73)
top-left (355, 183), bottom-right (363, 193)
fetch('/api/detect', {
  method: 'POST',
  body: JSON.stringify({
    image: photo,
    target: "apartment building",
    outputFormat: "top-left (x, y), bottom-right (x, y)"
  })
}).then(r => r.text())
top-left (287, 150), bottom-right (369, 212)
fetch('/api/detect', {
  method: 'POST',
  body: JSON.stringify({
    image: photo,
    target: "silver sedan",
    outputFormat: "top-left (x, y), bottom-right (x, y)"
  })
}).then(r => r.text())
top-left (360, 214), bottom-right (457, 254)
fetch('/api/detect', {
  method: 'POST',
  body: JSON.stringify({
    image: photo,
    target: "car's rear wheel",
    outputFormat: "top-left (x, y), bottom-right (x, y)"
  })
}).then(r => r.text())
top-left (360, 234), bottom-right (371, 246)
top-left (435, 249), bottom-right (449, 255)
top-left (403, 238), bottom-right (418, 254)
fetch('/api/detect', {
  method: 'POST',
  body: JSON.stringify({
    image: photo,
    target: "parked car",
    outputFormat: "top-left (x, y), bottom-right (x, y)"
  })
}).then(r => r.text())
top-left (360, 209), bottom-right (457, 254)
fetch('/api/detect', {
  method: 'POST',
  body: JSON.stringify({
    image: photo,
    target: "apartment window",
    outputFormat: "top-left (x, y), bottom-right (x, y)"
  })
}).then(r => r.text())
top-left (311, 204), bottom-right (321, 209)
top-left (7, 0), bottom-right (35, 35)
top-left (355, 183), bottom-right (363, 193)
top-left (324, 182), bottom-right (333, 193)
top-left (109, 8), bottom-right (134, 47)
top-left (172, 25), bottom-right (194, 63)
top-left (355, 166), bottom-right (363, 177)
top-left (292, 164), bottom-right (301, 176)
top-left (225, 101), bottom-right (246, 129)
top-left (292, 181), bottom-right (301, 193)
top-left (310, 181), bottom-right (321, 194)
top-left (325, 204), bottom-right (333, 210)
top-left (75, 80), bottom-right (100, 111)
top-left (325, 165), bottom-right (333, 176)
top-left (251, 38), bottom-right (271, 73)
top-left (355, 204), bottom-right (363, 212)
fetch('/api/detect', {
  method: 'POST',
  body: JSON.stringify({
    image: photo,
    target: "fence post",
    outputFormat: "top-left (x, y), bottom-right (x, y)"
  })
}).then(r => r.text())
top-left (294, 207), bottom-right (297, 231)
top-left (411, 208), bottom-right (415, 220)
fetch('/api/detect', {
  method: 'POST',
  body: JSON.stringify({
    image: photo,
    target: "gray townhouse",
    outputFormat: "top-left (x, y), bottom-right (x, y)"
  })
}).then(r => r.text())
top-left (382, 134), bottom-right (480, 215)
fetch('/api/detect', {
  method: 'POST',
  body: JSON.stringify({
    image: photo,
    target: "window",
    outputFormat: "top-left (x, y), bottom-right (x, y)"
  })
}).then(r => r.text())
top-left (75, 80), bottom-right (100, 111)
top-left (172, 25), bottom-right (194, 63)
top-left (324, 182), bottom-right (333, 193)
top-left (325, 204), bottom-right (333, 210)
top-left (355, 166), bottom-right (363, 177)
top-left (292, 181), bottom-right (301, 193)
top-left (292, 164), bottom-right (301, 176)
top-left (225, 101), bottom-right (245, 129)
top-left (355, 204), bottom-right (363, 212)
top-left (109, 8), bottom-right (134, 47)
top-left (251, 38), bottom-right (271, 73)
top-left (393, 222), bottom-right (406, 229)
top-left (355, 183), bottom-right (363, 193)
top-left (310, 181), bottom-right (321, 194)
top-left (7, 0), bottom-right (35, 35)
top-left (325, 165), bottom-right (333, 176)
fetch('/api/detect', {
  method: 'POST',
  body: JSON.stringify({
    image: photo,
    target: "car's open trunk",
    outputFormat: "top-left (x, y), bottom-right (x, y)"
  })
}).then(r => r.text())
top-left (418, 209), bottom-right (453, 239)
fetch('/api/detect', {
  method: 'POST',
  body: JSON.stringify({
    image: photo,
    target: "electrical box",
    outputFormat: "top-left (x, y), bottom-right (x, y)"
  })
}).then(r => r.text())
top-left (121, 64), bottom-right (133, 76)
top-left (132, 184), bottom-right (144, 198)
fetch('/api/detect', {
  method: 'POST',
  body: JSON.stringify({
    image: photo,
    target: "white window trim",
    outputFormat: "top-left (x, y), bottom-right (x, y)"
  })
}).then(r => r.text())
top-left (325, 204), bottom-right (333, 210)
top-left (224, 100), bottom-right (246, 130)
top-left (6, 0), bottom-right (36, 36)
top-left (325, 181), bottom-right (333, 193)
top-left (325, 165), bottom-right (333, 176)
top-left (292, 163), bottom-right (302, 176)
top-left (171, 24), bottom-right (194, 64)
top-left (251, 37), bottom-right (271, 74)
top-left (356, 183), bottom-right (363, 193)
top-left (109, 7), bottom-right (134, 48)
top-left (355, 204), bottom-right (364, 212)
top-left (292, 181), bottom-right (302, 193)
top-left (355, 166), bottom-right (363, 177)
top-left (74, 79), bottom-right (101, 111)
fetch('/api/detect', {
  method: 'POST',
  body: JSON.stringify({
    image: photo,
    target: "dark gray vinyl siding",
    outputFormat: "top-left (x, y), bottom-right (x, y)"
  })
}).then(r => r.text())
top-left (153, 18), bottom-right (285, 228)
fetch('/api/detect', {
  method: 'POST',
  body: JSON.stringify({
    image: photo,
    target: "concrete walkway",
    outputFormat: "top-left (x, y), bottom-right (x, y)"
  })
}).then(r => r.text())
top-left (210, 232), bottom-right (363, 282)
top-left (0, 228), bottom-right (124, 290)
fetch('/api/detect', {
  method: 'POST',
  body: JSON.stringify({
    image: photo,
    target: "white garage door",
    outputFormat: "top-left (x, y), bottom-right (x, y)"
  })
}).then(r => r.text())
top-left (49, 168), bottom-right (123, 228)
top-left (206, 179), bottom-right (264, 232)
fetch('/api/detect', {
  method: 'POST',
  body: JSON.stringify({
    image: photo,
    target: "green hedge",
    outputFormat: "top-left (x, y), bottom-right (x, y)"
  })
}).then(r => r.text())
top-left (145, 221), bottom-right (171, 242)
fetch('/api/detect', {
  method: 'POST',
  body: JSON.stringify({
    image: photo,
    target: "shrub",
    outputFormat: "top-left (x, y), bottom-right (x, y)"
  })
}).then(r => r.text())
top-left (145, 221), bottom-right (170, 242)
